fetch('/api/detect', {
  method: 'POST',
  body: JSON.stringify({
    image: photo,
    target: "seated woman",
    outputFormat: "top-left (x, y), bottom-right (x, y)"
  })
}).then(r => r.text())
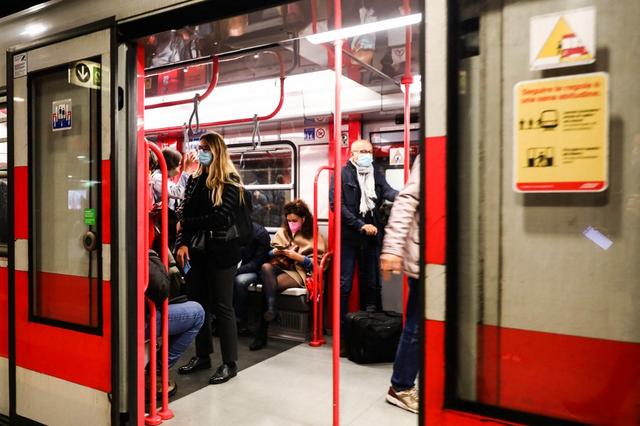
top-left (250, 199), bottom-right (326, 351)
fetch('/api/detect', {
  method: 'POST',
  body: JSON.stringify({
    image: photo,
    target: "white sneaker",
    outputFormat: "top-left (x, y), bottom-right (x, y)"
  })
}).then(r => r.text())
top-left (385, 385), bottom-right (418, 414)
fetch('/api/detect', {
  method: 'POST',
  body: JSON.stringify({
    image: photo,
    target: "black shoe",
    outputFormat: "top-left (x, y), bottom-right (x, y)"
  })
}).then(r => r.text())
top-left (155, 377), bottom-right (178, 398)
top-left (263, 297), bottom-right (277, 322)
top-left (249, 336), bottom-right (266, 351)
top-left (177, 356), bottom-right (211, 375)
top-left (208, 363), bottom-right (237, 385)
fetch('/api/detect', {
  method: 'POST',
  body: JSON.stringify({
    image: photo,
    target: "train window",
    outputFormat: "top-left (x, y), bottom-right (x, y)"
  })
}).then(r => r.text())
top-left (0, 102), bottom-right (7, 255)
top-left (229, 144), bottom-right (295, 229)
top-left (28, 60), bottom-right (102, 332)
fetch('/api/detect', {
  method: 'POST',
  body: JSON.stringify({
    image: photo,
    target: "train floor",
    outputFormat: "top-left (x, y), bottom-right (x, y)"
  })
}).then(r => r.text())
top-left (168, 333), bottom-right (299, 402)
top-left (167, 337), bottom-right (416, 425)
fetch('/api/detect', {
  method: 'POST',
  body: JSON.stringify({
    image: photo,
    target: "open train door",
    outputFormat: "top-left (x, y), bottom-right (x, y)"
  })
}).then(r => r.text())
top-left (7, 22), bottom-right (118, 425)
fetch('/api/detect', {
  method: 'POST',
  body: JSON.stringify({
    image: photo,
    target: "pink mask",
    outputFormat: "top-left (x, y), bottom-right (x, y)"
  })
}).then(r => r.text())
top-left (288, 221), bottom-right (302, 235)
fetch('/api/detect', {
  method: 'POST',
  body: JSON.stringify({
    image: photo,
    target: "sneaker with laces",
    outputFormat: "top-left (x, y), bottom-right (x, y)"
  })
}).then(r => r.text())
top-left (385, 385), bottom-right (418, 414)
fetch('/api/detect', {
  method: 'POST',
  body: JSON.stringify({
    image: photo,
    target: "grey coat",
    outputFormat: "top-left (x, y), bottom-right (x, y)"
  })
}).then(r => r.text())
top-left (381, 156), bottom-right (421, 279)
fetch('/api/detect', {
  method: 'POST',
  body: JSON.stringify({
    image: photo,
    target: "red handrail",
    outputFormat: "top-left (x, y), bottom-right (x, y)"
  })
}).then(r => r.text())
top-left (146, 142), bottom-right (174, 421)
top-left (145, 57), bottom-right (220, 110)
top-left (310, 166), bottom-right (333, 347)
top-left (332, 1), bottom-right (343, 424)
top-left (144, 146), bottom-right (162, 425)
top-left (145, 51), bottom-right (285, 135)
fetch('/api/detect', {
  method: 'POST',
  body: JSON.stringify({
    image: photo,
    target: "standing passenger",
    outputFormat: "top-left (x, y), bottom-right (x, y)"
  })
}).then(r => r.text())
top-left (174, 132), bottom-right (245, 385)
top-left (380, 156), bottom-right (421, 414)
top-left (330, 139), bottom-right (398, 353)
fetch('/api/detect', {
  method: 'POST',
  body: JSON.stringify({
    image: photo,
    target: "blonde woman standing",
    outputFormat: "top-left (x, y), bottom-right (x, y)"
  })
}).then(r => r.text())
top-left (175, 132), bottom-right (246, 385)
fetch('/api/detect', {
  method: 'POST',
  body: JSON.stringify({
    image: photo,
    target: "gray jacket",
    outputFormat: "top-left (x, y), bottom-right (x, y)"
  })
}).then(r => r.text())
top-left (381, 156), bottom-right (421, 279)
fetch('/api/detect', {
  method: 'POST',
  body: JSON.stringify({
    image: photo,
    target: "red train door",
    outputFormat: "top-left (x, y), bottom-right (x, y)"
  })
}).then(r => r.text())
top-left (8, 27), bottom-right (115, 425)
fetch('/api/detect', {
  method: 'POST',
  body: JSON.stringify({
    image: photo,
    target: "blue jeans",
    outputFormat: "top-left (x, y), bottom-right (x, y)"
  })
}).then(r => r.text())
top-left (233, 272), bottom-right (258, 323)
top-left (154, 301), bottom-right (205, 369)
top-left (391, 277), bottom-right (420, 390)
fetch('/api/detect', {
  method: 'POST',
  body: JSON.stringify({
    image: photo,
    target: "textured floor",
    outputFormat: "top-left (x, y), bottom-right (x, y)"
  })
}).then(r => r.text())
top-left (168, 340), bottom-right (417, 425)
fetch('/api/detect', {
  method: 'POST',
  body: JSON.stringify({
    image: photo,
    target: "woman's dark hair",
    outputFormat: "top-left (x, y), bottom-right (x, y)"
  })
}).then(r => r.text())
top-left (283, 199), bottom-right (314, 239)
top-left (162, 148), bottom-right (182, 171)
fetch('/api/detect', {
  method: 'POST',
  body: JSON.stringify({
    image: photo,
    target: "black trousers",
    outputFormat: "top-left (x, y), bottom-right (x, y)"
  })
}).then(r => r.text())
top-left (340, 235), bottom-right (382, 326)
top-left (187, 255), bottom-right (238, 363)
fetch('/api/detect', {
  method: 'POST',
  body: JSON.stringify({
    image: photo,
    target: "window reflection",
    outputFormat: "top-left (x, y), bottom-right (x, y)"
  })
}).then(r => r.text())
top-left (229, 146), bottom-right (294, 229)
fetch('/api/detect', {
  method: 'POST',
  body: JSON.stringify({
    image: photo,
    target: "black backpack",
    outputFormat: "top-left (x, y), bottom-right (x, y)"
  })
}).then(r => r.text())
top-left (147, 250), bottom-right (169, 306)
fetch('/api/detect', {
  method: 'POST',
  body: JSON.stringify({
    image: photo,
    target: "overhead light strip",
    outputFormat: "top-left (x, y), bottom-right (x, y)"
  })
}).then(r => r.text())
top-left (306, 13), bottom-right (422, 45)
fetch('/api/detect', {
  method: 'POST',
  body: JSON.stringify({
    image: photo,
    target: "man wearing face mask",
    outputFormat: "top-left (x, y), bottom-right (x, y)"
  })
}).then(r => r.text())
top-left (330, 139), bottom-right (398, 353)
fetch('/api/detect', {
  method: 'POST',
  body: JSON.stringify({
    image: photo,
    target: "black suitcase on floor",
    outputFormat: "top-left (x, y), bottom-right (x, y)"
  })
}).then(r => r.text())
top-left (345, 311), bottom-right (402, 364)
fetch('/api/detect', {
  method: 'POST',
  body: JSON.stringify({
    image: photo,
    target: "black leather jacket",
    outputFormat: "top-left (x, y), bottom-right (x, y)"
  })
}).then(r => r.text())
top-left (175, 173), bottom-right (242, 267)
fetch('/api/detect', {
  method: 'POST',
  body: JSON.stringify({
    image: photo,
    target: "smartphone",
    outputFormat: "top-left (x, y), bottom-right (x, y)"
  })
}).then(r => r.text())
top-left (272, 244), bottom-right (287, 251)
top-left (183, 259), bottom-right (191, 275)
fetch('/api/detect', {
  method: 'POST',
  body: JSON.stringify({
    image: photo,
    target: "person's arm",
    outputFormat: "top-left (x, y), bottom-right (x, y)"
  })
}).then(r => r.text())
top-left (167, 179), bottom-right (185, 200)
top-left (329, 170), bottom-right (366, 232)
top-left (239, 226), bottom-right (272, 274)
top-left (378, 171), bottom-right (399, 202)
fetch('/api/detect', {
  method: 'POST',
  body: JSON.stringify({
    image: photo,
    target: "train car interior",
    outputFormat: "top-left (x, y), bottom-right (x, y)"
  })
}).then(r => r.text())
top-left (137, 1), bottom-right (422, 424)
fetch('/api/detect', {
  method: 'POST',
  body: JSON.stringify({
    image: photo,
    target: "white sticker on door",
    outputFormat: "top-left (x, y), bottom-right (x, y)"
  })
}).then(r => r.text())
top-left (52, 99), bottom-right (72, 131)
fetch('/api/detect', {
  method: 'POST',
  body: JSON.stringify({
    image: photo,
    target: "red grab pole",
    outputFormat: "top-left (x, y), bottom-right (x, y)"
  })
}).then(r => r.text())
top-left (144, 154), bottom-right (162, 426)
top-left (146, 142), bottom-right (174, 420)
top-left (310, 166), bottom-right (333, 347)
top-left (145, 57), bottom-right (220, 110)
top-left (140, 43), bottom-right (162, 425)
top-left (332, 0), bottom-right (343, 424)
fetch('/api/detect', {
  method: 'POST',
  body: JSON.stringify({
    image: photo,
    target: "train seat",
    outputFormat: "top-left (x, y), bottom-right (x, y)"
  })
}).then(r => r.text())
top-left (247, 283), bottom-right (311, 342)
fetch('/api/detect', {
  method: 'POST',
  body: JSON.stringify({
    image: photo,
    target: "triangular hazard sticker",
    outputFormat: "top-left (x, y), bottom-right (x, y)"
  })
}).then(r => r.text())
top-left (536, 17), bottom-right (593, 66)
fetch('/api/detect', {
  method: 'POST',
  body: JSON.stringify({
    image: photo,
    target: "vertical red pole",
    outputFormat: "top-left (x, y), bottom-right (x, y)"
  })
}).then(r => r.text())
top-left (332, 0), bottom-right (342, 424)
top-left (401, 0), bottom-right (414, 324)
top-left (136, 43), bottom-right (153, 426)
top-left (311, 166), bottom-right (332, 347)
top-left (142, 53), bottom-right (162, 426)
top-left (147, 143), bottom-right (174, 420)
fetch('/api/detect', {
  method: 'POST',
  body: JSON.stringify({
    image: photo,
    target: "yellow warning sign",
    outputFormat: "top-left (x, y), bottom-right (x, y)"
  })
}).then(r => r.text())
top-left (514, 73), bottom-right (608, 193)
top-left (530, 7), bottom-right (595, 70)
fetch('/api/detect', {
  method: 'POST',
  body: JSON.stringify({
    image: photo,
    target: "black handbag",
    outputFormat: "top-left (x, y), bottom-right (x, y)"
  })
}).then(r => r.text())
top-left (189, 230), bottom-right (208, 255)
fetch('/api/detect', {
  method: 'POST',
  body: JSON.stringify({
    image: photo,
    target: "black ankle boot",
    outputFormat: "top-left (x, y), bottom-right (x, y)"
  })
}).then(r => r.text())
top-left (263, 296), bottom-right (278, 322)
top-left (249, 321), bottom-right (268, 351)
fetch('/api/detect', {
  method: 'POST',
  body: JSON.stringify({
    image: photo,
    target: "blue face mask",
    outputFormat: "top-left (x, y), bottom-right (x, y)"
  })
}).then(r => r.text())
top-left (355, 153), bottom-right (373, 168)
top-left (198, 151), bottom-right (213, 167)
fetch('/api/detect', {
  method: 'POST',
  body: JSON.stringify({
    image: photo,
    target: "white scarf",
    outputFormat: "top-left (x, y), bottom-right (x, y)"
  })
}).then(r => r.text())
top-left (353, 160), bottom-right (377, 215)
